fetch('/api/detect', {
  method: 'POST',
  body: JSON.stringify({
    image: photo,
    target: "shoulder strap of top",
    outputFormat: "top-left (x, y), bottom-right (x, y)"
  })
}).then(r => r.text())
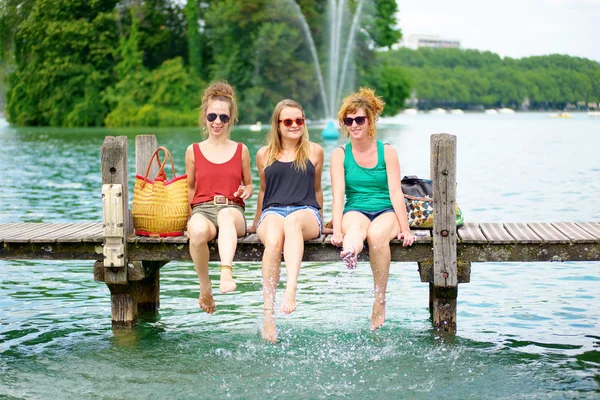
top-left (193, 142), bottom-right (205, 163)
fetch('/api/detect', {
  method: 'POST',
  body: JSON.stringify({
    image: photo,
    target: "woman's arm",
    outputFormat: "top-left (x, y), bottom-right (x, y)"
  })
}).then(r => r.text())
top-left (311, 143), bottom-right (325, 219)
top-left (235, 144), bottom-right (254, 200)
top-left (185, 144), bottom-right (196, 217)
top-left (329, 147), bottom-right (346, 246)
top-left (247, 147), bottom-right (266, 233)
top-left (384, 145), bottom-right (414, 247)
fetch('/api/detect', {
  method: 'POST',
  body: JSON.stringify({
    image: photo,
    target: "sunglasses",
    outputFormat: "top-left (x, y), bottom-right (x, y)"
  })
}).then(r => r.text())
top-left (279, 118), bottom-right (305, 128)
top-left (207, 113), bottom-right (231, 123)
top-left (343, 116), bottom-right (367, 127)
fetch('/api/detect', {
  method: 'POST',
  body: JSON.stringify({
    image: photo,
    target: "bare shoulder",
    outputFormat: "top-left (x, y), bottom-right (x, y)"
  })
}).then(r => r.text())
top-left (383, 143), bottom-right (398, 157)
top-left (309, 141), bottom-right (324, 155)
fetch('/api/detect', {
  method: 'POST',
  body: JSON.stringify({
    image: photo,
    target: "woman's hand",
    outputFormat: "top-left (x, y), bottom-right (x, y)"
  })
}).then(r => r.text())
top-left (234, 185), bottom-right (252, 200)
top-left (330, 230), bottom-right (344, 247)
top-left (398, 230), bottom-right (415, 247)
top-left (247, 224), bottom-right (257, 234)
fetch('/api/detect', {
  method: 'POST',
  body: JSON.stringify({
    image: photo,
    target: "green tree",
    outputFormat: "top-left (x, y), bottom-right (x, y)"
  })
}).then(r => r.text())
top-left (6, 0), bottom-right (119, 126)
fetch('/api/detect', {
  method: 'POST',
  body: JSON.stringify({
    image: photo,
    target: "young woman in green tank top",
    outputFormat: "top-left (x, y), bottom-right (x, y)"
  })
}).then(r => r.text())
top-left (330, 87), bottom-right (415, 332)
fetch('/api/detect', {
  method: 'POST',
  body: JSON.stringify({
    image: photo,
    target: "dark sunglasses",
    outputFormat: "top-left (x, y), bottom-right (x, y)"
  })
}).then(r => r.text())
top-left (343, 116), bottom-right (367, 127)
top-left (279, 118), bottom-right (305, 128)
top-left (207, 113), bottom-right (231, 123)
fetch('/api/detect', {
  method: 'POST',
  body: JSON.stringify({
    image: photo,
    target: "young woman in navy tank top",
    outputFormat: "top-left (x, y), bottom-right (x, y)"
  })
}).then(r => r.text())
top-left (330, 88), bottom-right (415, 332)
top-left (185, 81), bottom-right (253, 315)
top-left (248, 99), bottom-right (325, 343)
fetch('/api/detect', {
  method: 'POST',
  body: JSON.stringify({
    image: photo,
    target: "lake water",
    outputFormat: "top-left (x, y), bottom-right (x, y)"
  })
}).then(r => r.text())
top-left (1, 112), bottom-right (599, 399)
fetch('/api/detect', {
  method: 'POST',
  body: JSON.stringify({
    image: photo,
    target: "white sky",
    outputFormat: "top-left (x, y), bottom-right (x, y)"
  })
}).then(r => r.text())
top-left (396, 0), bottom-right (600, 61)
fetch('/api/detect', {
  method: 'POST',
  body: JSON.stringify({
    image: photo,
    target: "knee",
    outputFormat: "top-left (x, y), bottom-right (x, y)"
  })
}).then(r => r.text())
top-left (367, 230), bottom-right (390, 250)
top-left (188, 225), bottom-right (210, 246)
top-left (263, 236), bottom-right (283, 254)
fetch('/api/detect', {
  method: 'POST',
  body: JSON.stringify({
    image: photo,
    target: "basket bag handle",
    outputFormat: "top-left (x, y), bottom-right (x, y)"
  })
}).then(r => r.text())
top-left (141, 146), bottom-right (178, 189)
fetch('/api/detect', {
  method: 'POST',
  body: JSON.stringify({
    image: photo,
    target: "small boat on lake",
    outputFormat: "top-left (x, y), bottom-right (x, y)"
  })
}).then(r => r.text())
top-left (548, 112), bottom-right (572, 118)
top-left (249, 121), bottom-right (262, 131)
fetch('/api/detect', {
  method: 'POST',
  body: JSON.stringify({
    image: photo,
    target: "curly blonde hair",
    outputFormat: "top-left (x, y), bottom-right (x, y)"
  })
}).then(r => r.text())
top-left (199, 81), bottom-right (239, 137)
top-left (337, 87), bottom-right (384, 140)
top-left (265, 99), bottom-right (311, 171)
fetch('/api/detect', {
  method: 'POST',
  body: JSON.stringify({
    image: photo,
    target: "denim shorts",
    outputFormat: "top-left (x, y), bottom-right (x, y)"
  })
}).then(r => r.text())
top-left (258, 205), bottom-right (323, 234)
top-left (344, 207), bottom-right (395, 222)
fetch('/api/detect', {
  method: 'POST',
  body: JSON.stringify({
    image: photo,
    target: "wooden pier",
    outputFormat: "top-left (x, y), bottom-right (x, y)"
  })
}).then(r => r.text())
top-left (1, 134), bottom-right (599, 332)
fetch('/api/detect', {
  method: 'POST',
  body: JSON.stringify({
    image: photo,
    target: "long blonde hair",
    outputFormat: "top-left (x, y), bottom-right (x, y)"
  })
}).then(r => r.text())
top-left (265, 99), bottom-right (311, 171)
top-left (337, 87), bottom-right (384, 140)
top-left (199, 81), bottom-right (239, 137)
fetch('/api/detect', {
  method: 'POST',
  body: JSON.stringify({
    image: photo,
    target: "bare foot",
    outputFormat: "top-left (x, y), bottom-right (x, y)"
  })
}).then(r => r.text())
top-left (219, 267), bottom-right (237, 294)
top-left (370, 299), bottom-right (386, 332)
top-left (262, 308), bottom-right (277, 343)
top-left (281, 287), bottom-right (297, 314)
top-left (340, 248), bottom-right (357, 270)
top-left (198, 290), bottom-right (215, 314)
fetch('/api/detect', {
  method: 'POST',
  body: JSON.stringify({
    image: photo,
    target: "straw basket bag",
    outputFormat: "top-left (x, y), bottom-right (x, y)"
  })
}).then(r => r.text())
top-left (132, 146), bottom-right (188, 237)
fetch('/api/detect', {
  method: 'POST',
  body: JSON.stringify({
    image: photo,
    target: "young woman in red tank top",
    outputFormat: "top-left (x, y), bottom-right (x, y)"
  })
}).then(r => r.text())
top-left (185, 81), bottom-right (253, 315)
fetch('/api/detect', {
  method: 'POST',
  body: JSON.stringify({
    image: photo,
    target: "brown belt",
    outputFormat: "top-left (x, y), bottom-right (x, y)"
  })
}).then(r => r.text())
top-left (197, 195), bottom-right (243, 207)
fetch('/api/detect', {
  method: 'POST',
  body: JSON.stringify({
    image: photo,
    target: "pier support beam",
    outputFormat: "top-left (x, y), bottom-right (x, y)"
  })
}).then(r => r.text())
top-left (431, 133), bottom-right (458, 332)
top-left (101, 136), bottom-right (136, 327)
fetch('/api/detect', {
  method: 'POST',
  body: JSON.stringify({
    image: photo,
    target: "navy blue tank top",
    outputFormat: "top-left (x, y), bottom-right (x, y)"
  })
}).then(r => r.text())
top-left (262, 160), bottom-right (321, 211)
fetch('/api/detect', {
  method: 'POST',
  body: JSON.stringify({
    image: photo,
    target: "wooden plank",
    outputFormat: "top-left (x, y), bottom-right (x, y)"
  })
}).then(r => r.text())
top-left (241, 233), bottom-right (260, 244)
top-left (1, 223), bottom-right (55, 240)
top-left (81, 224), bottom-right (104, 242)
top-left (480, 223), bottom-right (514, 244)
top-left (552, 222), bottom-right (599, 243)
top-left (56, 222), bottom-right (102, 243)
top-left (6, 223), bottom-right (72, 242)
top-left (504, 223), bottom-right (543, 244)
top-left (528, 222), bottom-right (570, 244)
top-left (0, 223), bottom-right (25, 239)
top-left (457, 223), bottom-right (487, 243)
top-left (30, 223), bottom-right (93, 243)
top-left (576, 222), bottom-right (600, 239)
top-left (306, 234), bottom-right (326, 244)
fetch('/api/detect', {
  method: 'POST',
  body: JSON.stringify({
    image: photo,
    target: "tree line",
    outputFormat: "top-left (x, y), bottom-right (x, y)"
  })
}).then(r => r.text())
top-left (0, 0), bottom-right (404, 127)
top-left (379, 48), bottom-right (600, 110)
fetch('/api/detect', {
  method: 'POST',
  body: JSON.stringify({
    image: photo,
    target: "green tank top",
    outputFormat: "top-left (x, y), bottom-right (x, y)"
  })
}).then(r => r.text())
top-left (344, 140), bottom-right (393, 212)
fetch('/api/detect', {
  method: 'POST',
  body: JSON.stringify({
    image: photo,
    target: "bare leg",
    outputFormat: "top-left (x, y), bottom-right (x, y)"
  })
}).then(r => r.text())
top-left (188, 214), bottom-right (217, 314)
top-left (366, 213), bottom-right (400, 331)
top-left (257, 215), bottom-right (284, 342)
top-left (281, 209), bottom-right (320, 314)
top-left (216, 207), bottom-right (246, 294)
top-left (341, 212), bottom-right (370, 269)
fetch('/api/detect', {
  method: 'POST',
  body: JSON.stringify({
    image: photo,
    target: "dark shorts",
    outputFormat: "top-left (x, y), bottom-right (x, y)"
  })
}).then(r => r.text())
top-left (344, 207), bottom-right (395, 222)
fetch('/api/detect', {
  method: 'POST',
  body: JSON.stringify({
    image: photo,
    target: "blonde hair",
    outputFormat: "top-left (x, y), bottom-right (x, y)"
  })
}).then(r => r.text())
top-left (199, 81), bottom-right (238, 137)
top-left (265, 99), bottom-right (311, 171)
top-left (337, 87), bottom-right (384, 140)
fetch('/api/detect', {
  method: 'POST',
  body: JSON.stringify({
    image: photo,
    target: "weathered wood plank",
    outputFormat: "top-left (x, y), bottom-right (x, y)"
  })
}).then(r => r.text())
top-left (457, 223), bottom-right (487, 243)
top-left (56, 222), bottom-right (102, 243)
top-left (0, 223), bottom-right (25, 239)
top-left (575, 222), bottom-right (600, 239)
top-left (30, 223), bottom-right (92, 243)
top-left (504, 223), bottom-right (543, 244)
top-left (480, 223), bottom-right (514, 244)
top-left (431, 133), bottom-right (458, 332)
top-left (10, 223), bottom-right (77, 243)
top-left (552, 222), bottom-right (599, 243)
top-left (528, 222), bottom-right (570, 243)
top-left (1, 223), bottom-right (55, 241)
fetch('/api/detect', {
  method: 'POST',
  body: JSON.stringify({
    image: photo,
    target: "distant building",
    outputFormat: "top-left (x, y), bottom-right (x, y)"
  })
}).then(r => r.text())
top-left (399, 34), bottom-right (460, 50)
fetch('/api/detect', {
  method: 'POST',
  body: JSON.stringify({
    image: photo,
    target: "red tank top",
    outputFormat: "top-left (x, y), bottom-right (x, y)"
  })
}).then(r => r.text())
top-left (190, 142), bottom-right (245, 207)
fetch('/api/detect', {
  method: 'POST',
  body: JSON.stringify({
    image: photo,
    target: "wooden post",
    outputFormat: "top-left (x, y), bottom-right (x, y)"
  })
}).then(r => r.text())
top-left (135, 135), bottom-right (162, 312)
top-left (101, 136), bottom-right (137, 327)
top-left (431, 133), bottom-right (458, 332)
